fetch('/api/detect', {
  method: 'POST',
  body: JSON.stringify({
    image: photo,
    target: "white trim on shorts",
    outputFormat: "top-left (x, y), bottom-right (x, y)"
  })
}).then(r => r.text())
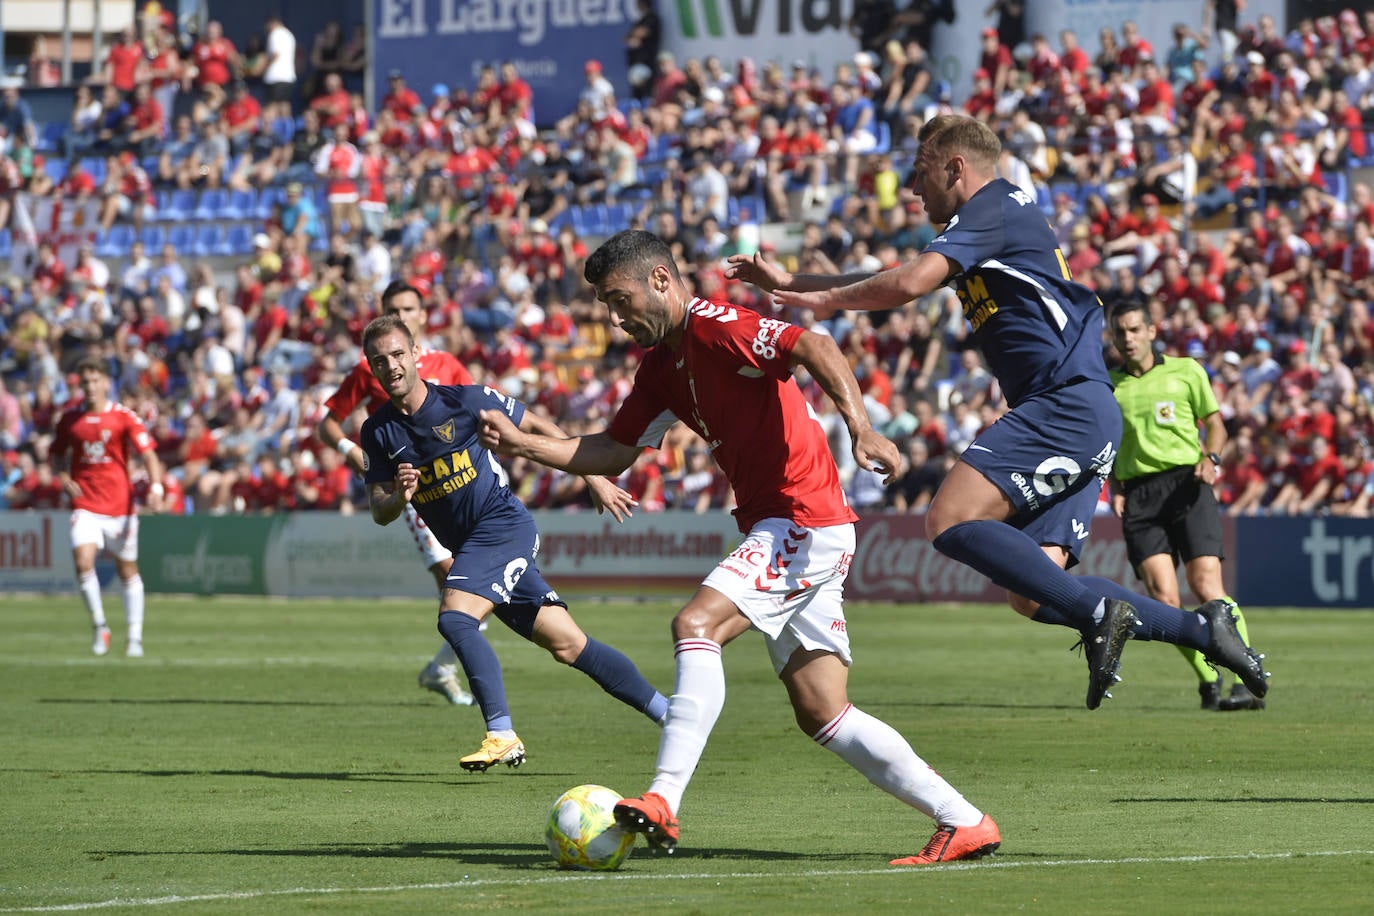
top-left (702, 518), bottom-right (856, 675)
top-left (70, 509), bottom-right (139, 562)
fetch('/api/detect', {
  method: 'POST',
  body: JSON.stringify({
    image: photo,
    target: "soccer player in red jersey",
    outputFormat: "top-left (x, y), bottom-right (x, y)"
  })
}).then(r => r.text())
top-left (480, 230), bottom-right (1001, 866)
top-left (317, 280), bottom-right (478, 706)
top-left (52, 356), bottom-right (165, 657)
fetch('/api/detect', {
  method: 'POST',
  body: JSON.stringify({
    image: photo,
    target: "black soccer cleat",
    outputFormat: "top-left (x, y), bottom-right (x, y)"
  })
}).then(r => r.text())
top-left (1199, 673), bottom-right (1223, 711)
top-left (1077, 598), bottom-right (1140, 710)
top-left (1218, 682), bottom-right (1266, 711)
top-left (1198, 599), bottom-right (1269, 699)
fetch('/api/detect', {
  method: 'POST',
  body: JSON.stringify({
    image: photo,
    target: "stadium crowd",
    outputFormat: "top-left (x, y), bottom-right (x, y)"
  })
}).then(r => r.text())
top-left (2, 6), bottom-right (1374, 519)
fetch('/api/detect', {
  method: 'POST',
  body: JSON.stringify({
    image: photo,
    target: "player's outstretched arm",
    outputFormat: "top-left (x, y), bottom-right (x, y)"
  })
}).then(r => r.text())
top-left (725, 251), bottom-right (873, 295)
top-left (515, 410), bottom-right (640, 522)
top-left (480, 410), bottom-right (642, 478)
top-left (771, 249), bottom-right (956, 318)
top-left (790, 330), bottom-right (901, 485)
top-left (368, 464), bottom-right (419, 526)
top-left (318, 411), bottom-right (367, 476)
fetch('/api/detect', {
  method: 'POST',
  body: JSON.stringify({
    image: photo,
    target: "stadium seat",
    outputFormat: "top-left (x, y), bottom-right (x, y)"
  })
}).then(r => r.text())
top-left (160, 189), bottom-right (196, 222)
top-left (44, 159), bottom-right (68, 185)
top-left (1323, 171), bottom-right (1348, 202)
top-left (223, 223), bottom-right (255, 256)
top-left (79, 157), bottom-right (107, 185)
top-left (167, 223), bottom-right (194, 254)
top-left (94, 224), bottom-right (135, 260)
top-left (222, 188), bottom-right (257, 221)
top-left (193, 188), bottom-right (229, 221)
top-left (192, 224), bottom-right (225, 257)
top-left (873, 121), bottom-right (891, 155)
top-left (0, 228), bottom-right (11, 260)
top-left (270, 117), bottom-right (296, 145)
top-left (139, 225), bottom-right (166, 250)
top-left (37, 122), bottom-right (66, 153)
top-left (256, 186), bottom-right (286, 220)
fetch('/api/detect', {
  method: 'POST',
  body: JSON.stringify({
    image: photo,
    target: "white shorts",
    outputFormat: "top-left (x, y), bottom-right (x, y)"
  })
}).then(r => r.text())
top-left (70, 509), bottom-right (139, 562)
top-left (404, 502), bottom-right (453, 569)
top-left (702, 518), bottom-right (855, 674)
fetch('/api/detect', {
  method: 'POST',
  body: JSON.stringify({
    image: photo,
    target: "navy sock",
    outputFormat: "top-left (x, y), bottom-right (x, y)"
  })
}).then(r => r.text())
top-left (1075, 577), bottom-right (1208, 649)
top-left (932, 521), bottom-right (1100, 626)
top-left (437, 611), bottom-right (512, 731)
top-left (572, 637), bottom-right (669, 723)
top-left (1031, 606), bottom-right (1078, 629)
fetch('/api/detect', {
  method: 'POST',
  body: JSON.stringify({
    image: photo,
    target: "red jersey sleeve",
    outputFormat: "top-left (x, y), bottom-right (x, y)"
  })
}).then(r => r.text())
top-left (324, 361), bottom-right (374, 419)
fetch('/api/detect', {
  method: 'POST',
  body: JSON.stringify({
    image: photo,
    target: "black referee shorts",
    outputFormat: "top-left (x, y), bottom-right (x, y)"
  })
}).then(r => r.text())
top-left (1120, 465), bottom-right (1225, 572)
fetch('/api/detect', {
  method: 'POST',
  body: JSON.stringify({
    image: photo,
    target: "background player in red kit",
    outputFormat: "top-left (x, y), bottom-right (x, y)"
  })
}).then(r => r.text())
top-left (52, 356), bottom-right (166, 657)
top-left (317, 280), bottom-right (478, 705)
top-left (480, 230), bottom-right (1001, 867)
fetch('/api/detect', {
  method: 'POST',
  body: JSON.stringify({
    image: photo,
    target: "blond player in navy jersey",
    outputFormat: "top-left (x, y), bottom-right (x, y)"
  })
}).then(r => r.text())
top-left (480, 229), bottom-right (1001, 867)
top-left (727, 114), bottom-right (1267, 710)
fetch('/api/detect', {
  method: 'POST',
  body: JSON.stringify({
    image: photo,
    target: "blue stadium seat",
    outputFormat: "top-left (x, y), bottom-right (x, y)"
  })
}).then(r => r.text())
top-left (223, 223), bottom-right (255, 256)
top-left (271, 117), bottom-right (296, 144)
top-left (1036, 184), bottom-right (1054, 216)
top-left (94, 224), bottom-right (135, 260)
top-left (548, 209), bottom-right (573, 232)
top-left (167, 224), bottom-right (194, 253)
top-left (139, 225), bottom-right (166, 250)
top-left (222, 189), bottom-right (257, 221)
top-left (193, 188), bottom-right (229, 221)
top-left (1323, 171), bottom-right (1348, 203)
top-left (0, 228), bottom-right (11, 260)
top-left (160, 189), bottom-right (196, 222)
top-left (873, 120), bottom-right (891, 155)
top-left (44, 159), bottom-right (68, 185)
top-left (37, 122), bottom-right (66, 153)
top-left (727, 197), bottom-right (740, 226)
top-left (192, 224), bottom-right (224, 257)
top-left (79, 157), bottom-right (107, 185)
top-left (256, 186), bottom-right (286, 220)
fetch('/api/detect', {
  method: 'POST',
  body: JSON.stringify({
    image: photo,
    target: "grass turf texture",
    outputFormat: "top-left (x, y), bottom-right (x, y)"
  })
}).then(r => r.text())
top-left (2, 594), bottom-right (1372, 914)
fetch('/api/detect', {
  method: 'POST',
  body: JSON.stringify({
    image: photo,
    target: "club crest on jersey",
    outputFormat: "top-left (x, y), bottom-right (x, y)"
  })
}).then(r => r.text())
top-left (1154, 401), bottom-right (1176, 425)
top-left (432, 419), bottom-right (456, 443)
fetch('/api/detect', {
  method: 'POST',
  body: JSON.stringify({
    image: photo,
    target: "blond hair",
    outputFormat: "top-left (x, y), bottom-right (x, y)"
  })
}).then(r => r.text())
top-left (918, 115), bottom-right (1002, 171)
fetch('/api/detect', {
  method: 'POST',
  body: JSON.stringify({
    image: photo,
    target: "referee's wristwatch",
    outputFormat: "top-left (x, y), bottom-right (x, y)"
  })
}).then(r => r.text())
top-left (1207, 452), bottom-right (1222, 466)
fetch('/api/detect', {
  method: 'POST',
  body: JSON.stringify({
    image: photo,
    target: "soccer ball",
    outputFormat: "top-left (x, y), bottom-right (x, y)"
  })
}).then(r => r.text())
top-left (544, 784), bottom-right (636, 871)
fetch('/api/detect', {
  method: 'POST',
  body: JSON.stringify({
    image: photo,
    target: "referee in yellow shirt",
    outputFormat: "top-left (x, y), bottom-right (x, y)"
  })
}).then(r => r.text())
top-left (1107, 301), bottom-right (1264, 711)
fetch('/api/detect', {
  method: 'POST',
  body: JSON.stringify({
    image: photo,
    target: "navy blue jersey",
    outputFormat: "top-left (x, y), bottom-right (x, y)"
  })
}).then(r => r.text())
top-left (926, 177), bottom-right (1110, 407)
top-left (361, 384), bottom-right (528, 553)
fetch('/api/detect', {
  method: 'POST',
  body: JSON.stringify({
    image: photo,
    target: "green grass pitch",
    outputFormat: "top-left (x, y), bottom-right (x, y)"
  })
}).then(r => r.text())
top-left (2, 594), bottom-right (1372, 913)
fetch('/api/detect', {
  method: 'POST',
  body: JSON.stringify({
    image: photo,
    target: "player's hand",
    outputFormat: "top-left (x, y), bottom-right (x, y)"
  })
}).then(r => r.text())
top-left (853, 429), bottom-right (901, 486)
top-left (724, 251), bottom-right (792, 293)
top-left (62, 479), bottom-right (84, 501)
top-left (771, 287), bottom-right (838, 320)
top-left (1111, 492), bottom-right (1126, 518)
top-left (394, 462), bottom-right (421, 503)
top-left (479, 409), bottom-right (523, 456)
top-left (586, 475), bottom-right (638, 523)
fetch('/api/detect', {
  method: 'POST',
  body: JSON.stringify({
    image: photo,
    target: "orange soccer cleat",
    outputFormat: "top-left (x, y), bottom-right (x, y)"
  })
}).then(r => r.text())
top-left (889, 814), bottom-right (1001, 866)
top-left (613, 791), bottom-right (680, 853)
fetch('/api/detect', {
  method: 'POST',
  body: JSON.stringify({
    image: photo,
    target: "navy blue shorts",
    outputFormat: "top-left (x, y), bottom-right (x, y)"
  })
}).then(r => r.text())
top-left (445, 516), bottom-right (566, 640)
top-left (960, 380), bottom-right (1120, 565)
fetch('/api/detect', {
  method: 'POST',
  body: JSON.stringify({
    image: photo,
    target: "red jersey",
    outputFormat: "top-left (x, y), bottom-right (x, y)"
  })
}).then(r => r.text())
top-left (193, 38), bottom-right (236, 86)
top-left (325, 348), bottom-right (473, 420)
top-left (607, 299), bottom-right (856, 533)
top-left (53, 400), bottom-right (156, 516)
top-left (106, 42), bottom-right (143, 91)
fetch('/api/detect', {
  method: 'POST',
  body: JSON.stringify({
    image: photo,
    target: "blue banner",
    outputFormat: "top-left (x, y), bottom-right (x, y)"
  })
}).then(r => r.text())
top-left (371, 0), bottom-right (632, 127)
top-left (1235, 517), bottom-right (1374, 609)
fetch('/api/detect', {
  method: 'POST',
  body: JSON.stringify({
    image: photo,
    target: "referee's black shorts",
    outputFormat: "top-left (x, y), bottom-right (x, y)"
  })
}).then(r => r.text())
top-left (1120, 465), bottom-right (1225, 572)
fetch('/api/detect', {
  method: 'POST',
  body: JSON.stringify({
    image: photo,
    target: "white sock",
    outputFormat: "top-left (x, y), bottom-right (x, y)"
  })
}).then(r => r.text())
top-left (79, 571), bottom-right (106, 627)
top-left (648, 639), bottom-right (725, 815)
top-left (432, 642), bottom-right (458, 670)
top-left (814, 704), bottom-right (982, 827)
top-left (122, 575), bottom-right (144, 643)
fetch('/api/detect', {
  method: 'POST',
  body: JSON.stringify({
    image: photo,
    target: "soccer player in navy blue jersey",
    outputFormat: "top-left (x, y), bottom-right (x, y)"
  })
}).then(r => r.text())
top-left (727, 114), bottom-right (1268, 709)
top-left (359, 314), bottom-right (668, 770)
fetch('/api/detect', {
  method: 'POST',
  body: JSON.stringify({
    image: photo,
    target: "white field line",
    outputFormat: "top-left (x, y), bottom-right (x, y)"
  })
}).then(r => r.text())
top-left (4, 849), bottom-right (1373, 912)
